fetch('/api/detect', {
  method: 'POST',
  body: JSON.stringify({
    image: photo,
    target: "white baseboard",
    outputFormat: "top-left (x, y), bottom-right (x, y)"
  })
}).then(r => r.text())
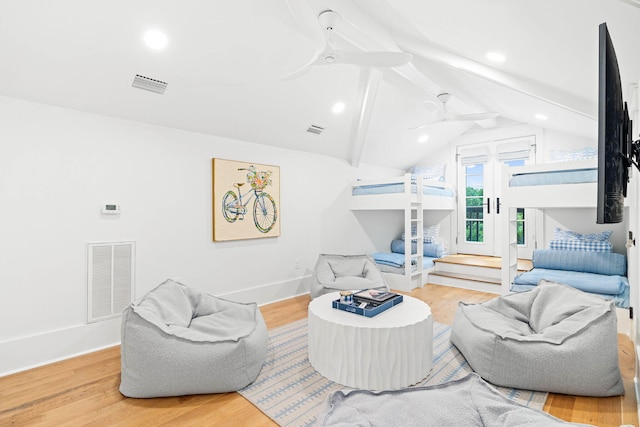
top-left (0, 276), bottom-right (311, 377)
top-left (217, 275), bottom-right (311, 306)
top-left (0, 318), bottom-right (122, 377)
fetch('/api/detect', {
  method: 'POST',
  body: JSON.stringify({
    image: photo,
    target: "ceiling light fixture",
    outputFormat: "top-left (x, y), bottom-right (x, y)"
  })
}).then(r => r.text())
top-left (486, 52), bottom-right (506, 63)
top-left (418, 134), bottom-right (429, 143)
top-left (143, 29), bottom-right (168, 50)
top-left (332, 102), bottom-right (346, 114)
top-left (535, 113), bottom-right (548, 121)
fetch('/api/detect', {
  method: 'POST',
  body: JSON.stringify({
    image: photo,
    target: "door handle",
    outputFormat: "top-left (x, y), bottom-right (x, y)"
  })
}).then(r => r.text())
top-left (496, 197), bottom-right (501, 214)
top-left (486, 197), bottom-right (490, 214)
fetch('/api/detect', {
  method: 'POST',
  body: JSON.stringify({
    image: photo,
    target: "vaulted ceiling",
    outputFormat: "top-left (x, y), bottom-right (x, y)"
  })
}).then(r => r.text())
top-left (2, 0), bottom-right (640, 170)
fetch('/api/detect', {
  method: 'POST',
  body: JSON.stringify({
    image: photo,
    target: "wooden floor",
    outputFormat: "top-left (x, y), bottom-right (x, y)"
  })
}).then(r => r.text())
top-left (0, 284), bottom-right (636, 426)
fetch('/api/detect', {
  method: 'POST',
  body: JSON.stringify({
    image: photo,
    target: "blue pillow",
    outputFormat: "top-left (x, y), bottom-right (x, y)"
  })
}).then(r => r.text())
top-left (553, 227), bottom-right (612, 242)
top-left (401, 224), bottom-right (440, 243)
top-left (532, 249), bottom-right (626, 276)
top-left (549, 239), bottom-right (612, 253)
top-left (408, 164), bottom-right (446, 183)
top-left (390, 239), bottom-right (445, 258)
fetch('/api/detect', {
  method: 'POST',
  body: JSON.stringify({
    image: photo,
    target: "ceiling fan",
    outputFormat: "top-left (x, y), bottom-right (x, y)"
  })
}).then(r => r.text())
top-left (409, 92), bottom-right (500, 130)
top-left (282, 10), bottom-right (412, 80)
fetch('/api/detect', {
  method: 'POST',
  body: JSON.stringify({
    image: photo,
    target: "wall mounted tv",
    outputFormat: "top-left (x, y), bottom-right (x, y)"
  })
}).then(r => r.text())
top-left (597, 22), bottom-right (640, 224)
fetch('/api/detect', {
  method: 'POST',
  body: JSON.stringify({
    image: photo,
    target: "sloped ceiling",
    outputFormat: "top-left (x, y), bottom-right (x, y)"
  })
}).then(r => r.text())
top-left (1, 0), bottom-right (639, 170)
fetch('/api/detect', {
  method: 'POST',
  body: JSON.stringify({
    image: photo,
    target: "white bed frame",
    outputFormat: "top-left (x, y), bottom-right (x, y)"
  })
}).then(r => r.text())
top-left (349, 174), bottom-right (454, 292)
top-left (500, 159), bottom-right (598, 292)
top-left (499, 159), bottom-right (632, 335)
top-left (348, 173), bottom-right (455, 211)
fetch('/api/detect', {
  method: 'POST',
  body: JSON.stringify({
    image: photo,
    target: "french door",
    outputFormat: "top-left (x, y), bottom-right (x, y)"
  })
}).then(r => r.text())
top-left (456, 139), bottom-right (536, 258)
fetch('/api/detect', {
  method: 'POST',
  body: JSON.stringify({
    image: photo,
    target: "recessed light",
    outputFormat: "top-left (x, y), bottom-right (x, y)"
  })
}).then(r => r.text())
top-left (144, 30), bottom-right (168, 50)
top-left (486, 52), bottom-right (506, 63)
top-left (332, 102), bottom-right (346, 114)
top-left (418, 134), bottom-right (429, 143)
top-left (535, 113), bottom-right (548, 121)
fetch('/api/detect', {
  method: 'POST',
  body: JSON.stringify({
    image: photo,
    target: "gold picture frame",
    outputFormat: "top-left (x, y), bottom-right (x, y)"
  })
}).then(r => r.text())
top-left (212, 158), bottom-right (280, 241)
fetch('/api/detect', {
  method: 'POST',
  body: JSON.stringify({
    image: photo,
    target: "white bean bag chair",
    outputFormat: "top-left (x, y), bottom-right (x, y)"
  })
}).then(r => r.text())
top-left (450, 281), bottom-right (624, 396)
top-left (309, 254), bottom-right (389, 299)
top-left (119, 279), bottom-right (268, 398)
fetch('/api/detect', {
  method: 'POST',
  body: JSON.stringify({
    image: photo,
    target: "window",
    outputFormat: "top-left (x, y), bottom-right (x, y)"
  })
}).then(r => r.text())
top-left (465, 163), bottom-right (484, 243)
top-left (505, 159), bottom-right (526, 245)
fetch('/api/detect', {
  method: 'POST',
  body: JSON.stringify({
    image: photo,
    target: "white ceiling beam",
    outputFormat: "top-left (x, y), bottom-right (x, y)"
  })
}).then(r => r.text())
top-left (394, 34), bottom-right (596, 119)
top-left (349, 67), bottom-right (383, 167)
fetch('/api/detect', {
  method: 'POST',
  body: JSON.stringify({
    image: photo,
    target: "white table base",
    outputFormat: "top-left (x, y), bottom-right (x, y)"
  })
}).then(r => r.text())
top-left (308, 292), bottom-right (433, 390)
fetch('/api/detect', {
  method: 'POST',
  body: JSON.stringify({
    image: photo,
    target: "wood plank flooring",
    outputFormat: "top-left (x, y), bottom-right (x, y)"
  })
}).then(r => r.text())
top-left (0, 284), bottom-right (636, 426)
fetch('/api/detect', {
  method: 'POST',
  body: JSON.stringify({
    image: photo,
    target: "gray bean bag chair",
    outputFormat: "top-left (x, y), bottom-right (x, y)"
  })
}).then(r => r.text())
top-left (450, 281), bottom-right (624, 396)
top-left (119, 279), bottom-right (268, 398)
top-left (309, 254), bottom-right (389, 299)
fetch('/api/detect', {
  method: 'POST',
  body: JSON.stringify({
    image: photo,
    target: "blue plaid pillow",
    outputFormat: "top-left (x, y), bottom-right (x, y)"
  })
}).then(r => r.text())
top-left (553, 227), bottom-right (612, 242)
top-left (549, 239), bottom-right (613, 253)
top-left (401, 224), bottom-right (440, 243)
top-left (408, 164), bottom-right (446, 183)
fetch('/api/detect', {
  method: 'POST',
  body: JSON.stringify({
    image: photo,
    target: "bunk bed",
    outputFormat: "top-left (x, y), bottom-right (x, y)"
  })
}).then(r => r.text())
top-left (348, 173), bottom-right (455, 291)
top-left (500, 159), bottom-right (631, 314)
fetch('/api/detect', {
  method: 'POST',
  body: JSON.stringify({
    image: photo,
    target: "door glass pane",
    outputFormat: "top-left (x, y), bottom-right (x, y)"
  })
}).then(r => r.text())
top-left (465, 164), bottom-right (484, 243)
top-left (516, 208), bottom-right (525, 245)
top-left (505, 159), bottom-right (526, 246)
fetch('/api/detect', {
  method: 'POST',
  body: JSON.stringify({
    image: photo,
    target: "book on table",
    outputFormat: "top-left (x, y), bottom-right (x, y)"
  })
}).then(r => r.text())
top-left (353, 289), bottom-right (398, 306)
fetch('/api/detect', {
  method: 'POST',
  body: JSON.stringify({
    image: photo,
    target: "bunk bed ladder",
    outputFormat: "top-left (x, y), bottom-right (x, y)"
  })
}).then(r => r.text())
top-left (501, 206), bottom-right (518, 294)
top-left (404, 176), bottom-right (424, 290)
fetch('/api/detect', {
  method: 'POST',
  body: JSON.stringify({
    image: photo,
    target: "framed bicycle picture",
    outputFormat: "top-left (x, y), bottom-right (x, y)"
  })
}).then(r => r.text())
top-left (212, 158), bottom-right (280, 241)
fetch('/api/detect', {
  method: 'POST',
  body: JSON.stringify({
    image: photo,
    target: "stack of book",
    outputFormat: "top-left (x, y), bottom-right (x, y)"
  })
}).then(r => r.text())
top-left (353, 289), bottom-right (399, 307)
top-left (332, 289), bottom-right (403, 317)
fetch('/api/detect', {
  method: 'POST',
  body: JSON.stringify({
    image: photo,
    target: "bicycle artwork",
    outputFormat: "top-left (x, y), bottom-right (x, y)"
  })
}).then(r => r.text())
top-left (212, 159), bottom-right (280, 241)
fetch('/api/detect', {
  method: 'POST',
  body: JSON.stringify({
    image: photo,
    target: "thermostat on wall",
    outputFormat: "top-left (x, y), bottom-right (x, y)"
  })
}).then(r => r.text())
top-left (101, 204), bottom-right (121, 214)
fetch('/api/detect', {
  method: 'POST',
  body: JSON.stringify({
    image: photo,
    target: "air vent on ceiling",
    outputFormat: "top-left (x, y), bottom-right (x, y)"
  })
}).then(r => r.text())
top-left (306, 124), bottom-right (325, 135)
top-left (132, 74), bottom-right (168, 94)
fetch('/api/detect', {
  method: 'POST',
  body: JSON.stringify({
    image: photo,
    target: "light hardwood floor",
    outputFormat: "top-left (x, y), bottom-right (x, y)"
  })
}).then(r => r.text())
top-left (0, 284), bottom-right (636, 426)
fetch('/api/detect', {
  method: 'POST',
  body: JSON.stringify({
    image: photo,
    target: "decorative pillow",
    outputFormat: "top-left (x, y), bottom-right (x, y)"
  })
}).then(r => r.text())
top-left (553, 227), bottom-right (612, 242)
top-left (549, 239), bottom-right (612, 253)
top-left (401, 224), bottom-right (440, 243)
top-left (424, 224), bottom-right (440, 242)
top-left (390, 239), bottom-right (446, 258)
top-left (549, 146), bottom-right (597, 163)
top-left (408, 163), bottom-right (446, 183)
top-left (532, 249), bottom-right (626, 276)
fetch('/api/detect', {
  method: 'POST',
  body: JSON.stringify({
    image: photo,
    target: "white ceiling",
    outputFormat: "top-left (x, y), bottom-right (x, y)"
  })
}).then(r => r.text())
top-left (2, 0), bottom-right (640, 170)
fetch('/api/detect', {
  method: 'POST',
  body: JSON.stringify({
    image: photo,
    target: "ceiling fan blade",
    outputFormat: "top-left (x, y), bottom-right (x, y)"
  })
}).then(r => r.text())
top-left (281, 43), bottom-right (328, 80)
top-left (446, 112), bottom-right (500, 122)
top-left (336, 51), bottom-right (412, 67)
top-left (408, 118), bottom-right (446, 130)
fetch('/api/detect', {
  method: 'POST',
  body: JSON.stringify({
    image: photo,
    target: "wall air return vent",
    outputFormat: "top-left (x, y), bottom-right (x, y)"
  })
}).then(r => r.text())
top-left (132, 74), bottom-right (168, 94)
top-left (306, 124), bottom-right (325, 135)
top-left (87, 241), bottom-right (135, 323)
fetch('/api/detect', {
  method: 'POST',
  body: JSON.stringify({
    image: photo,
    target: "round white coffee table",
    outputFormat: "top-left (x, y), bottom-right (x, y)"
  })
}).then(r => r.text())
top-left (308, 292), bottom-right (433, 390)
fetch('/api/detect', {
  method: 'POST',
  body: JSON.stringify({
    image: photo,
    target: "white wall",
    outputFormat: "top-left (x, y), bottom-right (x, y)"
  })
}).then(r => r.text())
top-left (0, 95), bottom-right (399, 375)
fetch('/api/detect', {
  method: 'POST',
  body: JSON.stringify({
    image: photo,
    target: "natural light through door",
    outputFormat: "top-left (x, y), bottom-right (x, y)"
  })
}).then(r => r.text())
top-left (457, 138), bottom-right (536, 258)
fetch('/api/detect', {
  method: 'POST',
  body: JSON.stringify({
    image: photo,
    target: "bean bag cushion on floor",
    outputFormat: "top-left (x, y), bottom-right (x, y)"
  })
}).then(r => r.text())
top-left (119, 279), bottom-right (268, 398)
top-left (450, 281), bottom-right (623, 396)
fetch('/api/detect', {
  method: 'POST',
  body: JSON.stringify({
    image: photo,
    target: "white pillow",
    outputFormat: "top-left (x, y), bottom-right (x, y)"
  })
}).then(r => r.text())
top-left (408, 163), bottom-right (446, 183)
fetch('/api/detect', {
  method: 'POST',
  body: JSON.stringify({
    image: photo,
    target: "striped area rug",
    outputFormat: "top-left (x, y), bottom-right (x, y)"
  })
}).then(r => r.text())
top-left (238, 318), bottom-right (548, 427)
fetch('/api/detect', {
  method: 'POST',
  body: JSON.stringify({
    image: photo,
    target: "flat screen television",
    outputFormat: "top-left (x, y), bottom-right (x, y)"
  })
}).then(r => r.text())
top-left (597, 22), bottom-right (632, 224)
